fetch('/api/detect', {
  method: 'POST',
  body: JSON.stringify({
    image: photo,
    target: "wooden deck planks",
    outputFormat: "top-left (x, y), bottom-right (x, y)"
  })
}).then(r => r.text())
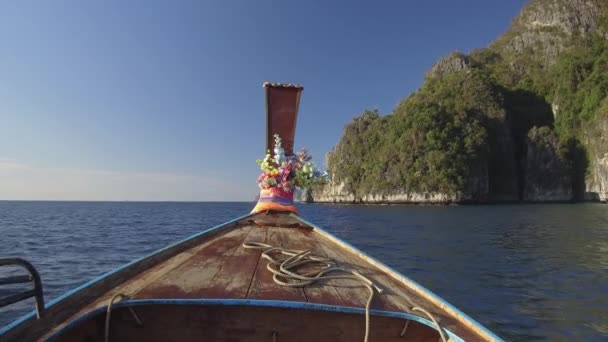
top-left (119, 218), bottom-right (433, 314)
top-left (246, 227), bottom-right (307, 301)
top-left (40, 225), bottom-right (253, 340)
top-left (302, 229), bottom-right (422, 314)
top-left (312, 234), bottom-right (413, 313)
top-left (136, 225), bottom-right (256, 299)
top-left (115, 223), bottom-right (466, 338)
top-left (273, 227), bottom-right (351, 307)
top-left (242, 224), bottom-right (268, 297)
top-left (282, 228), bottom-right (365, 307)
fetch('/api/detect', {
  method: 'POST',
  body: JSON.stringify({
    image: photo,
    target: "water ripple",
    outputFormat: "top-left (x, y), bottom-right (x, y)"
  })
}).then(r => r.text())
top-left (0, 201), bottom-right (607, 341)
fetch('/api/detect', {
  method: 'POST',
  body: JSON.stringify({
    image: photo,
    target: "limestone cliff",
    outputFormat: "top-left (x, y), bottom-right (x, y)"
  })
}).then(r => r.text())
top-left (583, 109), bottom-right (608, 201)
top-left (313, 0), bottom-right (608, 204)
top-left (492, 0), bottom-right (605, 66)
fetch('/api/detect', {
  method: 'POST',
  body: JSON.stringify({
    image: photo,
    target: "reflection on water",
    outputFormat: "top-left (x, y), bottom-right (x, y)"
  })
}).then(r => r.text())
top-left (1, 201), bottom-right (607, 341)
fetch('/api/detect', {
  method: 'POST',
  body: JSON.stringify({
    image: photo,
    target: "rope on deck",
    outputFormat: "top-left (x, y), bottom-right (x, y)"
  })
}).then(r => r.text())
top-left (242, 241), bottom-right (449, 342)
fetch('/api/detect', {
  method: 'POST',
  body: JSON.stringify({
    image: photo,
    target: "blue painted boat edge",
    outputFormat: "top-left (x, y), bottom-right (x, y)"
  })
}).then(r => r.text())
top-left (46, 299), bottom-right (465, 341)
top-left (292, 213), bottom-right (504, 342)
top-left (0, 212), bottom-right (256, 336)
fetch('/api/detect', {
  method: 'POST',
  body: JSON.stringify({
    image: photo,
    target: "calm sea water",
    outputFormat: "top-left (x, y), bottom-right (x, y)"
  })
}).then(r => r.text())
top-left (0, 201), bottom-right (607, 341)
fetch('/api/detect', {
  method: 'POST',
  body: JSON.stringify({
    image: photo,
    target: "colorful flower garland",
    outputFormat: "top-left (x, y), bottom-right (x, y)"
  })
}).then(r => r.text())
top-left (256, 134), bottom-right (328, 192)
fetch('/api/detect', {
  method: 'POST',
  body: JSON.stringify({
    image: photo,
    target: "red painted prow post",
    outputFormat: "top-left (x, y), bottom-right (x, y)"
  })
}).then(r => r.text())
top-left (251, 82), bottom-right (304, 215)
top-left (264, 82), bottom-right (304, 157)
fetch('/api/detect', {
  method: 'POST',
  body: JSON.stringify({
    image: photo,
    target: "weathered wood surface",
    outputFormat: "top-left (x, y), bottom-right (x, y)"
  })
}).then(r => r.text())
top-left (246, 227), bottom-right (307, 301)
top-left (137, 226), bottom-right (256, 299)
top-left (264, 82), bottom-right (303, 156)
top-left (4, 211), bottom-right (490, 341)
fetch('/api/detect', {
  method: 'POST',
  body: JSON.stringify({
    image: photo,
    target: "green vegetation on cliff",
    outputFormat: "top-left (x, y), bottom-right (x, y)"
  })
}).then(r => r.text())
top-left (329, 71), bottom-right (493, 197)
top-left (326, 0), bottom-right (608, 202)
top-left (551, 36), bottom-right (608, 137)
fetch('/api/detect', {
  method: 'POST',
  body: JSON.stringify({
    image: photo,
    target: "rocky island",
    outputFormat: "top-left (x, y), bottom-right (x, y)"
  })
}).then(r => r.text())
top-left (308, 0), bottom-right (608, 204)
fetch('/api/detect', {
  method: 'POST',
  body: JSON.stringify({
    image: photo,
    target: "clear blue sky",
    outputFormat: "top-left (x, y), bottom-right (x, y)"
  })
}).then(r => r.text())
top-left (0, 0), bottom-right (528, 201)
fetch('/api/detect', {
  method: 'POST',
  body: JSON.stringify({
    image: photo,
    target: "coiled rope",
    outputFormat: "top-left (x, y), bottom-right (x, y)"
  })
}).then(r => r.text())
top-left (243, 241), bottom-right (448, 342)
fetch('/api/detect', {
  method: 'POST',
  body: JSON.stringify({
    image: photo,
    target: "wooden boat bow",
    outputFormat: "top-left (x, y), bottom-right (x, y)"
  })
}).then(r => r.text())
top-left (0, 212), bottom-right (502, 342)
top-left (0, 82), bottom-right (503, 342)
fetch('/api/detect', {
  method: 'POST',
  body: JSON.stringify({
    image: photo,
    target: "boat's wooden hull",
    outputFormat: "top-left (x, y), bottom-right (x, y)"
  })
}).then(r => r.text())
top-left (0, 212), bottom-right (502, 341)
top-left (52, 301), bottom-right (448, 342)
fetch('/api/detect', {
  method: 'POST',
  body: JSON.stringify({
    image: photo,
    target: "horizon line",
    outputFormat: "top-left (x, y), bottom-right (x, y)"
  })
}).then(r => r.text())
top-left (0, 199), bottom-right (256, 203)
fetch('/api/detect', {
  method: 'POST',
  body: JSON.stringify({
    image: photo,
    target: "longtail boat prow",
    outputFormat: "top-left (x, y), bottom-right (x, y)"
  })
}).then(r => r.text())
top-left (0, 82), bottom-right (503, 342)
